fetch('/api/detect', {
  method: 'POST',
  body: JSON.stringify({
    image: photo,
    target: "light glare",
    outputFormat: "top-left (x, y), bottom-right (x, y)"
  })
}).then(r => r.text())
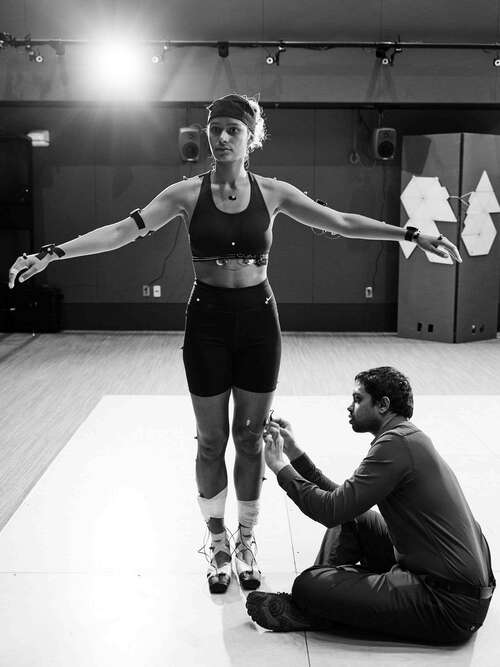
top-left (89, 40), bottom-right (144, 97)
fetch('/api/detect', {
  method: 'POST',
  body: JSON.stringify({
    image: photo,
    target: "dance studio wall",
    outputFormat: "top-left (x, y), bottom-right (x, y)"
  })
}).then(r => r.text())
top-left (1, 104), bottom-right (500, 331)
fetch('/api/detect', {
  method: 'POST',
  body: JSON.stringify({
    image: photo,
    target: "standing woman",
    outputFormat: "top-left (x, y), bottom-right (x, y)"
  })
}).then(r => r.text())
top-left (8, 94), bottom-right (461, 595)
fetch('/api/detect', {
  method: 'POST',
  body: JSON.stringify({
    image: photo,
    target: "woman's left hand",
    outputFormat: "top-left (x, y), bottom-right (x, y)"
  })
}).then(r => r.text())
top-left (416, 233), bottom-right (462, 263)
top-left (264, 425), bottom-right (288, 474)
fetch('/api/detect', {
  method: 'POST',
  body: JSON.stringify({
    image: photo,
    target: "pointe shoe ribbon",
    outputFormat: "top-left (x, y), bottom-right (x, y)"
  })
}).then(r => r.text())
top-left (198, 530), bottom-right (232, 594)
top-left (234, 530), bottom-right (261, 590)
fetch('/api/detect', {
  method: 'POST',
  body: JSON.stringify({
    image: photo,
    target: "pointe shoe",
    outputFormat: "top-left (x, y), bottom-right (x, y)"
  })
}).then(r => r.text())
top-left (246, 592), bottom-right (313, 632)
top-left (198, 530), bottom-right (232, 594)
top-left (234, 528), bottom-right (261, 591)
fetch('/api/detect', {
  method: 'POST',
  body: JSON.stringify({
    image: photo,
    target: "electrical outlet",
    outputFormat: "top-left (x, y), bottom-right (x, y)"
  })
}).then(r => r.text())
top-left (153, 285), bottom-right (161, 298)
top-left (142, 285), bottom-right (150, 297)
top-left (365, 286), bottom-right (373, 299)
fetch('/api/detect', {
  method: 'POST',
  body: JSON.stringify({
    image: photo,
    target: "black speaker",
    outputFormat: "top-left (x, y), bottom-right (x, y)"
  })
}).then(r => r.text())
top-left (373, 127), bottom-right (397, 160)
top-left (178, 126), bottom-right (200, 162)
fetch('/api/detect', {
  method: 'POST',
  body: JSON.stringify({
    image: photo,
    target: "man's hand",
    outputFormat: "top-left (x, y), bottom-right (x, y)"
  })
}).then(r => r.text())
top-left (263, 425), bottom-right (289, 475)
top-left (268, 416), bottom-right (304, 461)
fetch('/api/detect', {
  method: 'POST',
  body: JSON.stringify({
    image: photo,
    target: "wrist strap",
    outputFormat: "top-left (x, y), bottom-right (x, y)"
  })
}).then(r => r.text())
top-left (404, 226), bottom-right (420, 242)
top-left (36, 243), bottom-right (66, 260)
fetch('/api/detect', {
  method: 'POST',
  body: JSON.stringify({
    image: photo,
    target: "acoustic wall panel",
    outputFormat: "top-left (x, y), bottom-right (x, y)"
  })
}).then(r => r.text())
top-left (398, 133), bottom-right (500, 343)
top-left (398, 134), bottom-right (460, 342)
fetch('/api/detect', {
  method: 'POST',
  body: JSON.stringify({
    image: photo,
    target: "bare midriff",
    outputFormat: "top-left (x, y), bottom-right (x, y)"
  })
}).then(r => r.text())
top-left (193, 260), bottom-right (268, 288)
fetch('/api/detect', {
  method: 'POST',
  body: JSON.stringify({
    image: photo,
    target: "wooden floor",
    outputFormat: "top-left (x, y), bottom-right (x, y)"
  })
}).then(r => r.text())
top-left (0, 331), bottom-right (499, 666)
top-left (1, 330), bottom-right (499, 532)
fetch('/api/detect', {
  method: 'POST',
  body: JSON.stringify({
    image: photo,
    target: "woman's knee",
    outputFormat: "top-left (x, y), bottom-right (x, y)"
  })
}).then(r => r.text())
top-left (197, 428), bottom-right (229, 461)
top-left (232, 427), bottom-right (263, 458)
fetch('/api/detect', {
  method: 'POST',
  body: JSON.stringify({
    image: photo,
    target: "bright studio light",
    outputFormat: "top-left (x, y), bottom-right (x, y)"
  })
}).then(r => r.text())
top-left (88, 39), bottom-right (144, 98)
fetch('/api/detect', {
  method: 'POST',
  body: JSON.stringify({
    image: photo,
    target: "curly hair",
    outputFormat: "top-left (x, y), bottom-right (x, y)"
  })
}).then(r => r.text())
top-left (242, 95), bottom-right (267, 152)
top-left (355, 366), bottom-right (414, 419)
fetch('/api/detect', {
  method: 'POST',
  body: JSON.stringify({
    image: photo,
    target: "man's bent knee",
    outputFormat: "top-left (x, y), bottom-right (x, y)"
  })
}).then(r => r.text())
top-left (292, 567), bottom-right (318, 605)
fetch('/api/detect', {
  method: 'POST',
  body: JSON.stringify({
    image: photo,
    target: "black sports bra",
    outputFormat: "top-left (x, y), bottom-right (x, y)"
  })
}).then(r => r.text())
top-left (189, 171), bottom-right (272, 265)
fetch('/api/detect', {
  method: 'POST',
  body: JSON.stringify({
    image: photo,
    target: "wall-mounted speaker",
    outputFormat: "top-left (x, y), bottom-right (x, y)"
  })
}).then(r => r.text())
top-left (373, 127), bottom-right (397, 160)
top-left (178, 126), bottom-right (200, 162)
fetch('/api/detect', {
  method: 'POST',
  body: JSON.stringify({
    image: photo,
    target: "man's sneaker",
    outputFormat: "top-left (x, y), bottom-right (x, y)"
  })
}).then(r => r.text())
top-left (246, 591), bottom-right (313, 632)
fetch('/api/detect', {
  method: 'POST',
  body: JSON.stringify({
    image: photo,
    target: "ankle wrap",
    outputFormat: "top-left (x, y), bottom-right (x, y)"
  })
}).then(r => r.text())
top-left (238, 498), bottom-right (260, 529)
top-left (197, 486), bottom-right (228, 522)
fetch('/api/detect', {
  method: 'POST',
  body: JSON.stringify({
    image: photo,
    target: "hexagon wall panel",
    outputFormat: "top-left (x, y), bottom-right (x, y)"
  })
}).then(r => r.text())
top-left (400, 176), bottom-right (457, 222)
top-left (462, 171), bottom-right (499, 256)
top-left (462, 212), bottom-right (497, 256)
top-left (400, 176), bottom-right (456, 263)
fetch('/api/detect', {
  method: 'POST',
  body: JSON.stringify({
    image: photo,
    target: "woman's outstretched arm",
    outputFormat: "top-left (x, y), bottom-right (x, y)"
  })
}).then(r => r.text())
top-left (274, 180), bottom-right (462, 262)
top-left (8, 180), bottom-right (191, 288)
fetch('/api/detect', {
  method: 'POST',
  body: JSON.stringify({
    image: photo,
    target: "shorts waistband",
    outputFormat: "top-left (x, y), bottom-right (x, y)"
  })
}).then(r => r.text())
top-left (194, 278), bottom-right (269, 291)
top-left (189, 279), bottom-right (273, 310)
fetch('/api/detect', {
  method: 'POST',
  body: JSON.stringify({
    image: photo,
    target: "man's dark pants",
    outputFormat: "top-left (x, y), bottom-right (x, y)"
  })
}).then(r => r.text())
top-left (291, 510), bottom-right (493, 644)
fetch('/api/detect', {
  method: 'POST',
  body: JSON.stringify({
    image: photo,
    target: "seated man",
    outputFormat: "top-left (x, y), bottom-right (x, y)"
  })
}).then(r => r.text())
top-left (246, 366), bottom-right (495, 644)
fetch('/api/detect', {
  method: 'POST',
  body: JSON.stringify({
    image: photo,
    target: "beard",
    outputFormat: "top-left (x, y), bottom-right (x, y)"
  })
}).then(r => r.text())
top-left (350, 416), bottom-right (375, 433)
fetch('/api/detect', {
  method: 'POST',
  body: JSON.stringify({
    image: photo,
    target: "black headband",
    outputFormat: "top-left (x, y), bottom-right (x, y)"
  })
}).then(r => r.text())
top-left (207, 95), bottom-right (256, 133)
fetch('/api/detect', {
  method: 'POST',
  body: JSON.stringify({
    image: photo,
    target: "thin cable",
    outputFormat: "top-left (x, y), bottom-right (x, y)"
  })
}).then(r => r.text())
top-left (354, 110), bottom-right (377, 168)
top-left (147, 218), bottom-right (183, 286)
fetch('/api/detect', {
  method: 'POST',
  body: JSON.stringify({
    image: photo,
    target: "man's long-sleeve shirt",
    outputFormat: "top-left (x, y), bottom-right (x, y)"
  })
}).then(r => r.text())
top-left (277, 417), bottom-right (491, 586)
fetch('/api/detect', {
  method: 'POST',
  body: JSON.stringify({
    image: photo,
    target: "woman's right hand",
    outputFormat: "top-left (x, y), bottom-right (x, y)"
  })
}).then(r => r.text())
top-left (8, 253), bottom-right (51, 289)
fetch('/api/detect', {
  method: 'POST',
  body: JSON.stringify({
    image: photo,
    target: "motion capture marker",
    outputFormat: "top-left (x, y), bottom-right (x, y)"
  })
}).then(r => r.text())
top-left (245, 417), bottom-right (260, 435)
top-left (231, 241), bottom-right (236, 246)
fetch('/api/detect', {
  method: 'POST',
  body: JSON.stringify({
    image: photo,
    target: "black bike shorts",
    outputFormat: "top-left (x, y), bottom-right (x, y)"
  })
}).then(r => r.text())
top-left (182, 279), bottom-right (281, 397)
